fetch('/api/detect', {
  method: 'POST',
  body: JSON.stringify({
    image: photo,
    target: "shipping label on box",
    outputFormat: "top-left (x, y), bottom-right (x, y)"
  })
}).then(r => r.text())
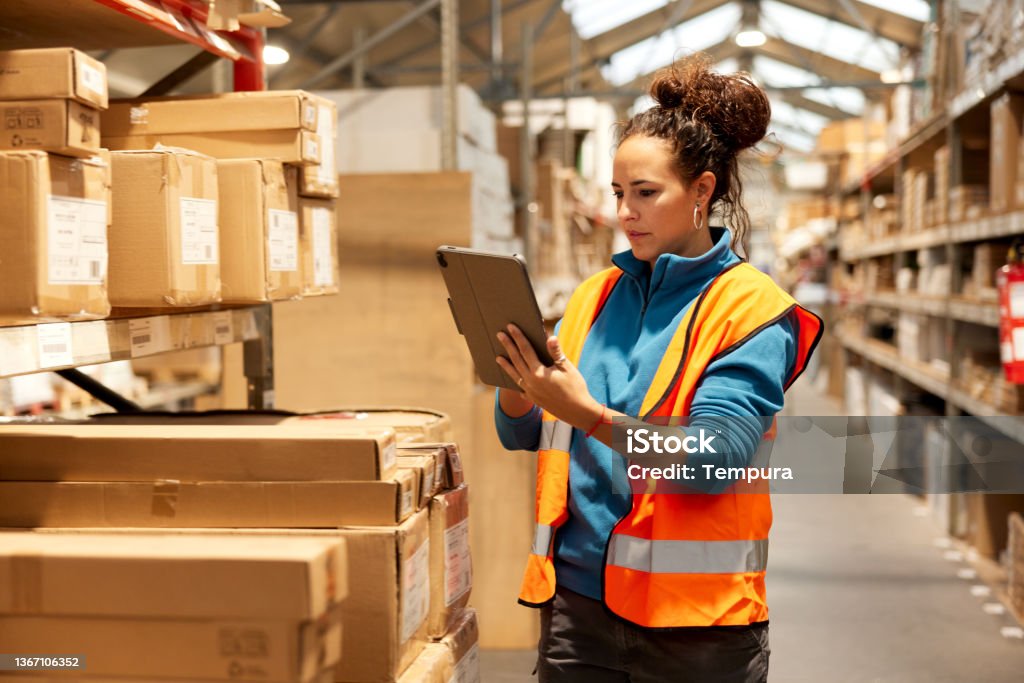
top-left (1, 99), bottom-right (100, 157)
top-left (0, 151), bottom-right (111, 324)
top-left (0, 48), bottom-right (108, 108)
top-left (297, 98), bottom-right (339, 198)
top-left (441, 609), bottom-right (480, 683)
top-left (428, 485), bottom-right (471, 637)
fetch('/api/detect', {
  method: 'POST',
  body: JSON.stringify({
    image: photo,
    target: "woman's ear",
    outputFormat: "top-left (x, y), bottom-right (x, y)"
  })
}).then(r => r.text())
top-left (694, 171), bottom-right (717, 205)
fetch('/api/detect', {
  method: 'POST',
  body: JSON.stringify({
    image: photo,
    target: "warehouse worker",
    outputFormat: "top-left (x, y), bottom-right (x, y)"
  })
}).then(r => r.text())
top-left (494, 54), bottom-right (822, 683)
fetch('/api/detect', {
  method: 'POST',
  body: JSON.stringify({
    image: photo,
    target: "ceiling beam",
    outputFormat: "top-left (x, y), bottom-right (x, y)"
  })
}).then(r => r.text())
top-left (612, 37), bottom-right (742, 95)
top-left (532, 0), bottom-right (731, 92)
top-left (777, 91), bottom-right (854, 120)
top-left (757, 36), bottom-right (879, 83)
top-left (777, 0), bottom-right (922, 48)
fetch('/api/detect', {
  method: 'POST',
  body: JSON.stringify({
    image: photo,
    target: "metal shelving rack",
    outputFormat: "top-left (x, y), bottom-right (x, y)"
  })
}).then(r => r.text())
top-left (0, 0), bottom-right (273, 412)
top-left (837, 39), bottom-right (1024, 445)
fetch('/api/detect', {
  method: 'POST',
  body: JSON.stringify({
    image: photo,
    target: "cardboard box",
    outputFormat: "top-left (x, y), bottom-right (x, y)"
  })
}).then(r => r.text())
top-left (400, 447), bottom-right (447, 497)
top-left (103, 91), bottom-right (319, 136)
top-left (397, 644), bottom-right (451, 683)
top-left (0, 48), bottom-right (107, 109)
top-left (297, 98), bottom-right (339, 197)
top-left (966, 493), bottom-right (1024, 559)
top-left (0, 613), bottom-right (340, 683)
top-left (0, 151), bottom-right (110, 324)
top-left (428, 485), bottom-right (472, 637)
top-left (109, 148), bottom-right (221, 307)
top-left (399, 455), bottom-right (439, 511)
top-left (0, 99), bottom-right (100, 157)
top-left (440, 608), bottom-right (480, 683)
top-left (298, 408), bottom-right (454, 442)
top-left (0, 424), bottom-right (398, 482)
top-left (0, 471), bottom-right (417, 528)
top-left (298, 196), bottom-right (340, 296)
top-left (990, 93), bottom-right (1024, 214)
top-left (0, 530), bottom-right (345, 619)
top-left (218, 158), bottom-right (302, 302)
top-left (401, 443), bottom-right (465, 490)
top-left (103, 129), bottom-right (321, 166)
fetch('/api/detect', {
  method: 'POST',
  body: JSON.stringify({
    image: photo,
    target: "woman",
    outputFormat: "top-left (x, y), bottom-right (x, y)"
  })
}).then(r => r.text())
top-left (493, 54), bottom-right (822, 683)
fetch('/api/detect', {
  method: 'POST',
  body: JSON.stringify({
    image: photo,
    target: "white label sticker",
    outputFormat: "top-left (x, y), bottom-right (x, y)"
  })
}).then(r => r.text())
top-left (449, 643), bottom-right (481, 683)
top-left (36, 323), bottom-right (73, 368)
top-left (305, 137), bottom-right (319, 163)
top-left (1010, 282), bottom-right (1024, 319)
top-left (47, 195), bottom-right (107, 285)
top-left (303, 102), bottom-right (317, 127)
top-left (213, 311), bottom-right (233, 345)
top-left (312, 207), bottom-right (334, 286)
top-left (401, 539), bottom-right (430, 644)
top-left (422, 467), bottom-right (435, 498)
top-left (268, 209), bottom-right (298, 272)
top-left (380, 441), bottom-right (398, 474)
top-left (77, 320), bottom-right (111, 362)
top-left (315, 104), bottom-right (336, 184)
top-left (444, 518), bottom-right (472, 606)
top-left (180, 197), bottom-right (218, 265)
top-left (79, 62), bottom-right (106, 97)
top-left (1013, 327), bottom-right (1024, 361)
top-left (401, 490), bottom-right (414, 518)
top-left (129, 317), bottom-right (171, 357)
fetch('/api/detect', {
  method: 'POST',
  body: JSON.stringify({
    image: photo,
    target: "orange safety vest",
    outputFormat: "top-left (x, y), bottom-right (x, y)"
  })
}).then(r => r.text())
top-left (519, 261), bottom-right (822, 628)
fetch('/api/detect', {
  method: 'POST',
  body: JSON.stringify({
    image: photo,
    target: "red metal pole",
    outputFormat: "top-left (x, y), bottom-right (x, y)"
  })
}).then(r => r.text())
top-left (233, 30), bottom-right (265, 91)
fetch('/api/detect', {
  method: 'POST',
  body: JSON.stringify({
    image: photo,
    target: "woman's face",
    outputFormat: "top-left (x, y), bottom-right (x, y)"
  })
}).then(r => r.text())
top-left (612, 135), bottom-right (715, 265)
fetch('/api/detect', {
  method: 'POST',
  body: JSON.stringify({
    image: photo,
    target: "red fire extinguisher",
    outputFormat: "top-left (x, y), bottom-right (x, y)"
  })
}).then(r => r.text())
top-left (998, 239), bottom-right (1024, 384)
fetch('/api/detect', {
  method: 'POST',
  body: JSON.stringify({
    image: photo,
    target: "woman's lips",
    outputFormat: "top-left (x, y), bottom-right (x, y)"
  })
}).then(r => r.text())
top-left (626, 230), bottom-right (650, 239)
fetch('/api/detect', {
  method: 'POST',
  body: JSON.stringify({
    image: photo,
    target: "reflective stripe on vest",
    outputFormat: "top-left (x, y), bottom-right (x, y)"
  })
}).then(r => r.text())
top-left (539, 420), bottom-right (573, 452)
top-left (608, 535), bottom-right (769, 575)
top-left (532, 524), bottom-right (555, 557)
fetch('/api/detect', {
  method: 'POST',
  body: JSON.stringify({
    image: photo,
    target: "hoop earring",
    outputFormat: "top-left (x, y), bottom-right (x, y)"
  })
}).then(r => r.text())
top-left (693, 203), bottom-right (704, 231)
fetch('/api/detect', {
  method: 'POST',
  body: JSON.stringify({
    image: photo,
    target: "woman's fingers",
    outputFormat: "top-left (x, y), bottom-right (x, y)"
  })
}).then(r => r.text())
top-left (548, 336), bottom-right (568, 368)
top-left (496, 330), bottom-right (531, 380)
top-left (505, 324), bottom-right (541, 369)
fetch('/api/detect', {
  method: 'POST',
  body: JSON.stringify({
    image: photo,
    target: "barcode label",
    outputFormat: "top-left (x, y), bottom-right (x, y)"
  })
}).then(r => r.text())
top-left (47, 195), bottom-right (107, 285)
top-left (37, 323), bottom-right (74, 368)
top-left (268, 209), bottom-right (298, 272)
top-left (213, 311), bottom-right (233, 345)
top-left (312, 207), bottom-right (334, 286)
top-left (180, 197), bottom-right (218, 265)
top-left (79, 61), bottom-right (106, 97)
top-left (129, 317), bottom-right (171, 357)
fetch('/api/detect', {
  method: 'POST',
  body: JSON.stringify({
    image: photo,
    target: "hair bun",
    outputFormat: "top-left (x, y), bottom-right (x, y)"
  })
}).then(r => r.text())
top-left (649, 53), bottom-right (771, 152)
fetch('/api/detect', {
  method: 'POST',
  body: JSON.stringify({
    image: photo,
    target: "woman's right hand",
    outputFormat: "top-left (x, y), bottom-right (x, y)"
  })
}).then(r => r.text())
top-left (498, 387), bottom-right (535, 418)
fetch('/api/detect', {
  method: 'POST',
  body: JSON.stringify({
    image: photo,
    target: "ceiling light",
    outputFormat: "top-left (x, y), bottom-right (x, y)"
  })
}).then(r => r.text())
top-left (735, 30), bottom-right (767, 48)
top-left (880, 69), bottom-right (902, 84)
top-left (263, 45), bottom-right (290, 66)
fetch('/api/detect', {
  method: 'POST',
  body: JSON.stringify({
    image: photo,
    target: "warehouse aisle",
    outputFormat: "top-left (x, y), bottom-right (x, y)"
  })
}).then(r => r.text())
top-left (480, 376), bottom-right (1024, 681)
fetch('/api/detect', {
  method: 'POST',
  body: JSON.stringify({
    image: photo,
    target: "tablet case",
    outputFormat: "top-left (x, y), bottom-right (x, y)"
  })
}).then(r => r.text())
top-left (436, 245), bottom-right (554, 390)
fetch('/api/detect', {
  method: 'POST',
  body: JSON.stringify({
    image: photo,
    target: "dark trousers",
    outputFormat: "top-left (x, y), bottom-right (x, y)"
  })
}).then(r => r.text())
top-left (537, 586), bottom-right (770, 683)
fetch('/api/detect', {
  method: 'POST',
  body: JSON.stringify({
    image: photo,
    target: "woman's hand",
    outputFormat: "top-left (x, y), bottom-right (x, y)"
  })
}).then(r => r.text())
top-left (496, 324), bottom-right (603, 431)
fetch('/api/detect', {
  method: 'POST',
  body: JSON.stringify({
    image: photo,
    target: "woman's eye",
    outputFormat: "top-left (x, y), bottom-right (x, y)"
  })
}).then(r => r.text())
top-left (639, 189), bottom-right (656, 197)
top-left (612, 191), bottom-right (623, 199)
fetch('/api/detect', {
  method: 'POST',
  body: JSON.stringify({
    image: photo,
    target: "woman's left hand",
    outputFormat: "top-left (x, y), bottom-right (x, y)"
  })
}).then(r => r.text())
top-left (496, 324), bottom-right (602, 430)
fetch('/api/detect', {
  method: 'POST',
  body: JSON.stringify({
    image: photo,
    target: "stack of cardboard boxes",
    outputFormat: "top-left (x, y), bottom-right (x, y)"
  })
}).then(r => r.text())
top-left (0, 408), bottom-right (480, 683)
top-left (0, 47), bottom-right (341, 325)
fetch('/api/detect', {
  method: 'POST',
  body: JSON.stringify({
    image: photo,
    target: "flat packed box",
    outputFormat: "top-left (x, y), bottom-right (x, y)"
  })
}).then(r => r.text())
top-left (0, 99), bottom-right (100, 157)
top-left (0, 151), bottom-right (110, 324)
top-left (0, 424), bottom-right (398, 482)
top-left (0, 471), bottom-right (417, 528)
top-left (297, 98), bottom-right (339, 197)
top-left (298, 408), bottom-right (453, 442)
top-left (0, 612), bottom-right (340, 683)
top-left (109, 148), bottom-right (221, 307)
top-left (399, 455), bottom-right (440, 510)
top-left (104, 129), bottom-right (321, 166)
top-left (103, 90), bottom-right (319, 136)
top-left (218, 158), bottom-right (301, 302)
top-left (401, 442), bottom-right (465, 489)
top-left (397, 643), bottom-right (451, 683)
top-left (440, 608), bottom-right (480, 683)
top-left (0, 531), bottom-right (345, 619)
top-left (0, 47), bottom-right (108, 108)
top-left (428, 484), bottom-right (472, 638)
top-left (400, 447), bottom-right (447, 497)
top-left (298, 196), bottom-right (340, 296)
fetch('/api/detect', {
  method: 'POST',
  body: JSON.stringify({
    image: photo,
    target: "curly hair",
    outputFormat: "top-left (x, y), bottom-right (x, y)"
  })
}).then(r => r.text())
top-left (618, 53), bottom-right (771, 257)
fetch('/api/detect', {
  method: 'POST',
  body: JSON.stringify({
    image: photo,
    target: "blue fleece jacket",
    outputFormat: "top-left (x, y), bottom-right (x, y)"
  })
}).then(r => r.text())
top-left (494, 227), bottom-right (797, 600)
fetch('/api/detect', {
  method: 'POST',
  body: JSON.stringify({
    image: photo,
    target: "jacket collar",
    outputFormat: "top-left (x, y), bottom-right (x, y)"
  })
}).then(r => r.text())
top-left (611, 227), bottom-right (740, 296)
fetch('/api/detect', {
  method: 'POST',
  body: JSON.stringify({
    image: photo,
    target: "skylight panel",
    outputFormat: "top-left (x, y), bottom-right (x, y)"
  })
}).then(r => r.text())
top-left (563, 0), bottom-right (669, 41)
top-left (856, 0), bottom-right (930, 22)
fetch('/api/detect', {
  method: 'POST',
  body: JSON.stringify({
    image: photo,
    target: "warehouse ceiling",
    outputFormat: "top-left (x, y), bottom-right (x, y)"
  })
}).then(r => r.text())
top-left (260, 0), bottom-right (931, 152)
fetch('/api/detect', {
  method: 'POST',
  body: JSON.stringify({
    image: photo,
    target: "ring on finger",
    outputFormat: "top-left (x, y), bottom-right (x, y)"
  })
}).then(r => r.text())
top-left (553, 355), bottom-right (568, 366)
top-left (517, 376), bottom-right (525, 387)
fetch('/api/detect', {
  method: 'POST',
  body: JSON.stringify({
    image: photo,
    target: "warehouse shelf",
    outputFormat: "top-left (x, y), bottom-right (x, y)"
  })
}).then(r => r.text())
top-left (950, 211), bottom-right (1024, 244)
top-left (950, 47), bottom-right (1024, 119)
top-left (0, 305), bottom-right (267, 380)
top-left (841, 335), bottom-right (950, 399)
top-left (866, 291), bottom-right (947, 316)
top-left (0, 0), bottom-right (259, 62)
top-left (897, 111), bottom-right (948, 159)
top-left (948, 387), bottom-right (1024, 447)
top-left (948, 299), bottom-right (1001, 328)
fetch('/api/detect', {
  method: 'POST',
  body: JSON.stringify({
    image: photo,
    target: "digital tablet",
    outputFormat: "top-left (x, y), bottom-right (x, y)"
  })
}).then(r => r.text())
top-left (436, 245), bottom-right (554, 390)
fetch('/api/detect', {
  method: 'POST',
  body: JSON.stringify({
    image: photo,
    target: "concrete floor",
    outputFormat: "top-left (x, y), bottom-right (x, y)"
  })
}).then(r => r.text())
top-left (479, 375), bottom-right (1024, 681)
